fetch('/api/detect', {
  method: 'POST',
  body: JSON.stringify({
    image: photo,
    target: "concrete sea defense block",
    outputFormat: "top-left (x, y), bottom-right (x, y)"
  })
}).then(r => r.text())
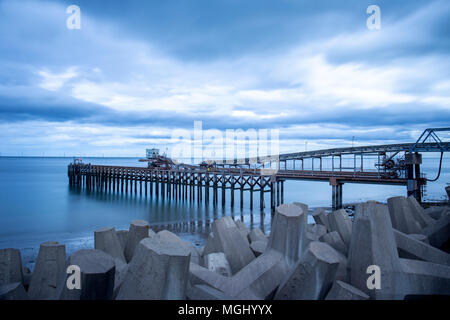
top-left (250, 240), bottom-right (267, 257)
top-left (204, 253), bottom-right (232, 277)
top-left (155, 230), bottom-right (200, 265)
top-left (421, 213), bottom-right (450, 249)
top-left (406, 196), bottom-right (435, 228)
top-left (116, 230), bottom-right (128, 252)
top-left (0, 248), bottom-right (23, 286)
top-left (0, 282), bottom-right (28, 300)
top-left (60, 249), bottom-right (116, 300)
top-left (235, 220), bottom-right (250, 244)
top-left (387, 196), bottom-right (422, 234)
top-left (249, 228), bottom-right (267, 243)
top-left (28, 241), bottom-right (66, 300)
top-left (274, 241), bottom-right (341, 300)
top-left (325, 280), bottom-right (369, 300)
top-left (187, 284), bottom-right (233, 300)
top-left (202, 233), bottom-right (219, 258)
top-left (189, 250), bottom-right (289, 300)
top-left (267, 203), bottom-right (308, 268)
top-left (320, 231), bottom-right (348, 256)
top-left (95, 227), bottom-right (126, 263)
top-left (212, 216), bottom-right (255, 273)
top-left (328, 209), bottom-right (353, 247)
top-left (312, 208), bottom-right (330, 230)
top-left (424, 206), bottom-right (449, 220)
top-left (348, 202), bottom-right (403, 299)
top-left (394, 229), bottom-right (450, 265)
top-left (117, 237), bottom-right (191, 300)
top-left (124, 220), bottom-right (149, 263)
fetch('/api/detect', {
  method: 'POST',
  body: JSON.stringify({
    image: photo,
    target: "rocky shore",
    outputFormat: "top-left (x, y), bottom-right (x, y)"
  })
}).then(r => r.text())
top-left (1, 195), bottom-right (449, 300)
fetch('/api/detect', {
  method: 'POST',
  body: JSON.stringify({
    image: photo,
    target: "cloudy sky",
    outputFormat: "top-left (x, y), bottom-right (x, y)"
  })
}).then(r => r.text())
top-left (0, 0), bottom-right (449, 157)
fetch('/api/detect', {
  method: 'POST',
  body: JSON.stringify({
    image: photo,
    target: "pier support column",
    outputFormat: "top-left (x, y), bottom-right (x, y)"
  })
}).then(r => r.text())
top-left (406, 152), bottom-right (423, 203)
top-left (330, 178), bottom-right (343, 210)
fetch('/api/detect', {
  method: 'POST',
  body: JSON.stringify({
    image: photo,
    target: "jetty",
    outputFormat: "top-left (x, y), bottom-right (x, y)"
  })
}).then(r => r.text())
top-left (68, 128), bottom-right (450, 210)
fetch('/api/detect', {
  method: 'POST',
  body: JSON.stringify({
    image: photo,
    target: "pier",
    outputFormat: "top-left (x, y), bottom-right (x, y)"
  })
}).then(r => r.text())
top-left (68, 128), bottom-right (449, 210)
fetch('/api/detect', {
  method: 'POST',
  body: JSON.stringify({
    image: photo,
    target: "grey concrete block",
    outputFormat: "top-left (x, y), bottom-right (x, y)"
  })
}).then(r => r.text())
top-left (249, 228), bottom-right (267, 243)
top-left (422, 213), bottom-right (450, 249)
top-left (394, 229), bottom-right (450, 265)
top-left (95, 227), bottom-right (126, 263)
top-left (320, 231), bottom-right (348, 256)
top-left (387, 196), bottom-right (422, 234)
top-left (312, 208), bottom-right (330, 230)
top-left (250, 240), bottom-right (267, 257)
top-left (204, 253), bottom-right (232, 277)
top-left (267, 204), bottom-right (308, 268)
top-left (212, 216), bottom-right (255, 273)
top-left (60, 249), bottom-right (116, 300)
top-left (116, 230), bottom-right (128, 252)
top-left (235, 220), bottom-right (250, 244)
top-left (397, 258), bottom-right (450, 298)
top-left (113, 258), bottom-right (128, 299)
top-left (310, 224), bottom-right (328, 240)
top-left (406, 196), bottom-right (435, 228)
top-left (28, 241), bottom-right (66, 300)
top-left (187, 284), bottom-right (233, 300)
top-left (328, 209), bottom-right (353, 247)
top-left (274, 241), bottom-right (341, 300)
top-left (0, 282), bottom-right (28, 300)
top-left (348, 202), bottom-right (403, 299)
top-left (189, 249), bottom-right (289, 300)
top-left (117, 237), bottom-right (191, 300)
top-left (0, 248), bottom-right (23, 286)
top-left (124, 220), bottom-right (149, 263)
top-left (197, 246), bottom-right (205, 257)
top-left (154, 230), bottom-right (200, 265)
top-left (325, 280), bottom-right (369, 300)
top-left (203, 233), bottom-right (219, 258)
top-left (424, 206), bottom-right (449, 220)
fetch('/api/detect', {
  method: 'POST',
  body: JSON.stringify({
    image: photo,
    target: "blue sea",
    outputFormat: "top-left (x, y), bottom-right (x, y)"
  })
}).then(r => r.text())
top-left (0, 156), bottom-right (448, 269)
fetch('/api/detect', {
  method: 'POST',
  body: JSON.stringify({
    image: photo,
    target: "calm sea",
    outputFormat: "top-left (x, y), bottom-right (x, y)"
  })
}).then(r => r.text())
top-left (0, 156), bottom-right (448, 269)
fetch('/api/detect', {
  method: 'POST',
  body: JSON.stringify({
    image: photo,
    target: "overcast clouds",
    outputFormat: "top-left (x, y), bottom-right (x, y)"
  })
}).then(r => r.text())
top-left (0, 0), bottom-right (449, 156)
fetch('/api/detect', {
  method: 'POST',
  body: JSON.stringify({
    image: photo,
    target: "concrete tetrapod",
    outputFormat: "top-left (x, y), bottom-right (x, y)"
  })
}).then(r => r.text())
top-left (189, 249), bottom-right (290, 300)
top-left (212, 216), bottom-right (255, 273)
top-left (327, 209), bottom-right (353, 247)
top-left (116, 230), bottom-right (128, 252)
top-left (249, 228), bottom-right (267, 243)
top-left (387, 196), bottom-right (422, 234)
top-left (349, 201), bottom-right (450, 299)
top-left (325, 280), bottom-right (369, 300)
top-left (204, 253), bottom-right (232, 277)
top-left (59, 249), bottom-right (116, 300)
top-left (320, 231), bottom-right (348, 256)
top-left (28, 241), bottom-right (66, 299)
top-left (95, 227), bottom-right (126, 263)
top-left (117, 237), bottom-right (191, 300)
top-left (0, 248), bottom-right (23, 286)
top-left (312, 208), bottom-right (330, 231)
top-left (421, 213), bottom-right (450, 249)
top-left (124, 220), bottom-right (149, 263)
top-left (274, 241), bottom-right (341, 300)
top-left (0, 282), bottom-right (28, 300)
top-left (394, 229), bottom-right (450, 265)
top-left (266, 203), bottom-right (308, 268)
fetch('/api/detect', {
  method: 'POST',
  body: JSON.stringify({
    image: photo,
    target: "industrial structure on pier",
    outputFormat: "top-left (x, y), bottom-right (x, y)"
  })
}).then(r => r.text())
top-left (68, 128), bottom-right (449, 210)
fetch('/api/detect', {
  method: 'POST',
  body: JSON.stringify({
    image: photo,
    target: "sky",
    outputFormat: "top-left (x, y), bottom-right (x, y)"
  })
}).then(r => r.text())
top-left (0, 0), bottom-right (449, 158)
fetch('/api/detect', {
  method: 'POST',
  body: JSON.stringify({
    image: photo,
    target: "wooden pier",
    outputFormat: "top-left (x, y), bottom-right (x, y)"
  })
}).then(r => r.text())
top-left (68, 165), bottom-right (285, 211)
